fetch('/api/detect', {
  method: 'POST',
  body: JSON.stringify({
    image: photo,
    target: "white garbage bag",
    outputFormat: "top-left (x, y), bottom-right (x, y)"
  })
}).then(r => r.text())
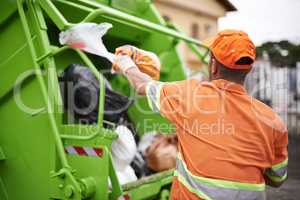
top-left (112, 125), bottom-right (137, 168)
top-left (59, 22), bottom-right (115, 63)
top-left (115, 165), bottom-right (137, 185)
top-left (111, 125), bottom-right (137, 184)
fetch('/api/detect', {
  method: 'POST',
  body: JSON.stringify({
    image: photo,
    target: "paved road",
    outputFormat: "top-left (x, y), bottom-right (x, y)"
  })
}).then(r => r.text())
top-left (266, 135), bottom-right (300, 200)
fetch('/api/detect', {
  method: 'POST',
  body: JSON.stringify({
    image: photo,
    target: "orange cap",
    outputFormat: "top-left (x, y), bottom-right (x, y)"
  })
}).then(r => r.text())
top-left (206, 30), bottom-right (256, 70)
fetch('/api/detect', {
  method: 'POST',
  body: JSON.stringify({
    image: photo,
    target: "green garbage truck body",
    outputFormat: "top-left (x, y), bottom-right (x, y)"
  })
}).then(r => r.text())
top-left (0, 0), bottom-right (208, 199)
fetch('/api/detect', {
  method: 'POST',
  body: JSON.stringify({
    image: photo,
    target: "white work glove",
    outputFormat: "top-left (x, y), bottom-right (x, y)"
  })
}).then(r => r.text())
top-left (113, 55), bottom-right (138, 75)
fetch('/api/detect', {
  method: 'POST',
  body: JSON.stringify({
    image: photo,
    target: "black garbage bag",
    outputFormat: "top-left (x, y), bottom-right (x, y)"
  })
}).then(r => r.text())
top-left (59, 64), bottom-right (133, 124)
top-left (131, 151), bottom-right (154, 178)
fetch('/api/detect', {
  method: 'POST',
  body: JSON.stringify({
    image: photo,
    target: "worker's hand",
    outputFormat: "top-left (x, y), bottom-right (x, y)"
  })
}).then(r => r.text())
top-left (112, 55), bottom-right (138, 75)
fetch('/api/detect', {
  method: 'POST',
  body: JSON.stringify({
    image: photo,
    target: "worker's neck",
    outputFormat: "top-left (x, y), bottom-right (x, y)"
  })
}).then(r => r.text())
top-left (212, 77), bottom-right (245, 85)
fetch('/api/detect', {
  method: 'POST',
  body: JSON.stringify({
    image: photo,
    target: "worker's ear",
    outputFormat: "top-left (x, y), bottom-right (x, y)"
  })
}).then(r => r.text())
top-left (211, 58), bottom-right (218, 75)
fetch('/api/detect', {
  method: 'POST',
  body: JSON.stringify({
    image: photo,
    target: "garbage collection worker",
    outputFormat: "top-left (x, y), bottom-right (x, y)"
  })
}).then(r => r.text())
top-left (113, 30), bottom-right (288, 200)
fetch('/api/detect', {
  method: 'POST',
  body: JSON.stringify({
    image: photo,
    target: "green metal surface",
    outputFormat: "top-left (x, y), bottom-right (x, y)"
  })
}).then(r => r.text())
top-left (0, 0), bottom-right (209, 199)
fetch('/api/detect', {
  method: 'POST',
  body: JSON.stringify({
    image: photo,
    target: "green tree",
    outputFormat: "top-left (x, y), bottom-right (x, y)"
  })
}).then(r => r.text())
top-left (256, 40), bottom-right (300, 68)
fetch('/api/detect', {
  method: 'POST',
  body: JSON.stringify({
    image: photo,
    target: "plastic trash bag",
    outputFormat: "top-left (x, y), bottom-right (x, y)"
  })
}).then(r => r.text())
top-left (145, 134), bottom-right (178, 172)
top-left (115, 165), bottom-right (137, 185)
top-left (111, 125), bottom-right (138, 184)
top-left (129, 132), bottom-right (158, 178)
top-left (131, 151), bottom-right (153, 178)
top-left (59, 23), bottom-right (115, 63)
top-left (112, 125), bottom-right (137, 168)
top-left (59, 64), bottom-right (133, 124)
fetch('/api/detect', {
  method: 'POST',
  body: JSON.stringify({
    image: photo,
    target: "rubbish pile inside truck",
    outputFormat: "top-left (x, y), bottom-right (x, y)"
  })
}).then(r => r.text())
top-left (59, 64), bottom-right (178, 185)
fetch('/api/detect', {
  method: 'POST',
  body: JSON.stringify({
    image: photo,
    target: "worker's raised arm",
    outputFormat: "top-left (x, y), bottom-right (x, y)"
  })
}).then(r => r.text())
top-left (113, 55), bottom-right (152, 95)
top-left (113, 46), bottom-right (189, 125)
top-left (125, 67), bottom-right (153, 95)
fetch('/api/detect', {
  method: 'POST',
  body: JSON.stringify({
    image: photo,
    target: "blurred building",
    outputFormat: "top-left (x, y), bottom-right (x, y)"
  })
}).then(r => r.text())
top-left (154, 0), bottom-right (236, 73)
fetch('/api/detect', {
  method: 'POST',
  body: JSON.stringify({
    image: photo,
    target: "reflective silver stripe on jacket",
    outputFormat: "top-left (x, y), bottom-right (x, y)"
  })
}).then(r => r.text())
top-left (146, 81), bottom-right (164, 113)
top-left (175, 156), bottom-right (266, 200)
top-left (266, 166), bottom-right (287, 177)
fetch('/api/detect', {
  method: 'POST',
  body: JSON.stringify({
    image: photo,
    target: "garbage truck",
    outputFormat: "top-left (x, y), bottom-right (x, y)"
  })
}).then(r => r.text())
top-left (0, 0), bottom-right (209, 199)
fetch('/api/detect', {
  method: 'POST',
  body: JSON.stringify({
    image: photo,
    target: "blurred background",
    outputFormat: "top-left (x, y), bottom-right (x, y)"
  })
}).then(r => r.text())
top-left (153, 0), bottom-right (300, 134)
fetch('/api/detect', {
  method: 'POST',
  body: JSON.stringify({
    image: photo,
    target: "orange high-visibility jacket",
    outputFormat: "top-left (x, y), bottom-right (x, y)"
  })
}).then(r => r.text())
top-left (146, 79), bottom-right (288, 200)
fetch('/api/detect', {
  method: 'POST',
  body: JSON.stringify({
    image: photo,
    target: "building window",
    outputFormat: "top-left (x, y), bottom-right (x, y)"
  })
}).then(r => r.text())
top-left (191, 23), bottom-right (200, 39)
top-left (204, 23), bottom-right (212, 36)
top-left (163, 15), bottom-right (171, 22)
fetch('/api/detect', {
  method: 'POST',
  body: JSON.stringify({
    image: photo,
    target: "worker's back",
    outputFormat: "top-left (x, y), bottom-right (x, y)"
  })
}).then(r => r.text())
top-left (113, 29), bottom-right (289, 200)
top-left (157, 79), bottom-right (288, 200)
